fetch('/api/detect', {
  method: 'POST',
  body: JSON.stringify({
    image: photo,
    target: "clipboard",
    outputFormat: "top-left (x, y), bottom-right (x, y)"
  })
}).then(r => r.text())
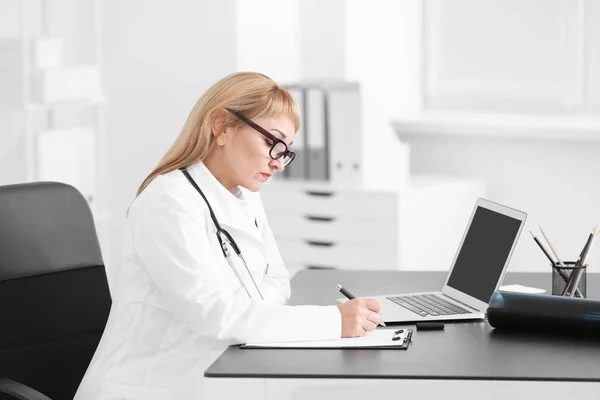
top-left (241, 329), bottom-right (412, 350)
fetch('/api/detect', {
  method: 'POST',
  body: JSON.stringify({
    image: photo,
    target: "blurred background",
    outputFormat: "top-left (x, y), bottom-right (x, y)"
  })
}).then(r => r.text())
top-left (1, 0), bottom-right (599, 280)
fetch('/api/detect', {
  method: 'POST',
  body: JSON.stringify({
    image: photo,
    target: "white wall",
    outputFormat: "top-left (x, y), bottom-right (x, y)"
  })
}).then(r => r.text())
top-left (584, 0), bottom-right (600, 112)
top-left (101, 0), bottom-right (238, 269)
top-left (395, 0), bottom-right (600, 273)
top-left (298, 0), bottom-right (346, 81)
top-left (236, 0), bottom-right (346, 83)
top-left (345, 0), bottom-right (422, 115)
top-left (422, 0), bottom-right (586, 113)
top-left (236, 0), bottom-right (301, 83)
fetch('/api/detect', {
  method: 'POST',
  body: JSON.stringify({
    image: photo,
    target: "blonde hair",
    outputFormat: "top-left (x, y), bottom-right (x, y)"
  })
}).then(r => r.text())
top-left (136, 72), bottom-right (300, 196)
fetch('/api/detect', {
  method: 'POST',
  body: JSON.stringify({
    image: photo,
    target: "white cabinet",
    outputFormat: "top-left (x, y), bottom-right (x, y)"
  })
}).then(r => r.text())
top-left (261, 176), bottom-right (486, 271)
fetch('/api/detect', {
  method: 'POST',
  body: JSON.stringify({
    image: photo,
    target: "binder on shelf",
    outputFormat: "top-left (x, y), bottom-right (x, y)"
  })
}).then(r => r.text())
top-left (284, 87), bottom-right (306, 180)
top-left (305, 87), bottom-right (328, 180)
top-left (282, 81), bottom-right (361, 184)
top-left (285, 84), bottom-right (329, 181)
top-left (327, 83), bottom-right (361, 184)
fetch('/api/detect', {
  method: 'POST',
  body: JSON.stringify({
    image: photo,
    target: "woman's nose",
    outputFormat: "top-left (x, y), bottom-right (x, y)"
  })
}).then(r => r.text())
top-left (269, 157), bottom-right (285, 172)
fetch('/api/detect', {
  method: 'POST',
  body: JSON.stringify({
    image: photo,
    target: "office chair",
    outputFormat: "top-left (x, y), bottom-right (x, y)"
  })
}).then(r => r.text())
top-left (0, 182), bottom-right (111, 400)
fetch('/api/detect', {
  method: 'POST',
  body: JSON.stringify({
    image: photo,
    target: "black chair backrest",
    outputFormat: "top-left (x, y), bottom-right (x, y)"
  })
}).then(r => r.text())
top-left (0, 182), bottom-right (111, 400)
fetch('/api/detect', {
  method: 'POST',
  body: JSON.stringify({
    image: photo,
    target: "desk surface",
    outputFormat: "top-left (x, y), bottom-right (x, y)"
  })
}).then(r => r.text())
top-left (205, 270), bottom-right (600, 382)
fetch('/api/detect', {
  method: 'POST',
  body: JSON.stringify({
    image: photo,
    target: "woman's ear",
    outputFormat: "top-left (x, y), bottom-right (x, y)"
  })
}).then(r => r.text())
top-left (210, 109), bottom-right (231, 146)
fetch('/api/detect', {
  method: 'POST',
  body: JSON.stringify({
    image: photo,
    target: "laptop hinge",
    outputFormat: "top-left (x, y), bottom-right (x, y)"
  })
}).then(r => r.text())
top-left (442, 294), bottom-right (481, 312)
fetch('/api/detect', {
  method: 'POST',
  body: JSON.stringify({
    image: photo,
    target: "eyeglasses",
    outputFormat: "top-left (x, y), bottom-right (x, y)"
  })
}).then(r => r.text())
top-left (227, 109), bottom-right (296, 167)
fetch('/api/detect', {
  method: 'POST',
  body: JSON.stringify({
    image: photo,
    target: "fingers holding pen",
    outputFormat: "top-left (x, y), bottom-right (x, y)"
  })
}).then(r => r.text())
top-left (366, 309), bottom-right (383, 328)
top-left (338, 298), bottom-right (382, 337)
top-left (364, 298), bottom-right (381, 313)
top-left (336, 285), bottom-right (385, 335)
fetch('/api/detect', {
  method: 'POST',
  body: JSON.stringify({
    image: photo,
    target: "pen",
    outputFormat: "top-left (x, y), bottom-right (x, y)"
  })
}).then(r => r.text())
top-left (539, 226), bottom-right (565, 267)
top-left (336, 284), bottom-right (386, 327)
top-left (530, 230), bottom-right (557, 266)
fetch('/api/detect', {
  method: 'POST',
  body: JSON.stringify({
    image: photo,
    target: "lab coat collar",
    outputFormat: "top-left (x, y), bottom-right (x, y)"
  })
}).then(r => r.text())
top-left (186, 161), bottom-right (245, 202)
top-left (184, 161), bottom-right (261, 244)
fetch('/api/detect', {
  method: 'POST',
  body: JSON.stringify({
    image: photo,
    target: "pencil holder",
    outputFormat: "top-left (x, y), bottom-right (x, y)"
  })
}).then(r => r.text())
top-left (552, 261), bottom-right (587, 298)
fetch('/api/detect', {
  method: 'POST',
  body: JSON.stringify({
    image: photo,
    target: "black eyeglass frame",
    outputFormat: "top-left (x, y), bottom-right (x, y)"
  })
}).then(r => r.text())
top-left (227, 109), bottom-right (296, 166)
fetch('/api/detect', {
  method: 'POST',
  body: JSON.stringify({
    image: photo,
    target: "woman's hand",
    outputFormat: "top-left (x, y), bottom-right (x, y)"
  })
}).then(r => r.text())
top-left (337, 298), bottom-right (382, 337)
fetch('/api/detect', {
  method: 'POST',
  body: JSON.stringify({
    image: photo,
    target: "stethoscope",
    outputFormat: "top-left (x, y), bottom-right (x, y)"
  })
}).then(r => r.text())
top-left (180, 168), bottom-right (264, 300)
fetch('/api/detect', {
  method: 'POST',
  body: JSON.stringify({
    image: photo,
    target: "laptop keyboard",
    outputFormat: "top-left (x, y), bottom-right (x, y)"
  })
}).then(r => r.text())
top-left (386, 293), bottom-right (473, 317)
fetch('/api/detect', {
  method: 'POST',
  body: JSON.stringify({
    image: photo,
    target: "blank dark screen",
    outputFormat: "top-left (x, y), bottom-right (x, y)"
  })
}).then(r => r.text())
top-left (446, 207), bottom-right (522, 303)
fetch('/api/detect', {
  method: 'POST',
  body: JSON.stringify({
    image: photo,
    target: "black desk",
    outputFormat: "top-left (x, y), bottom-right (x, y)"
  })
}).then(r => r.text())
top-left (206, 270), bottom-right (600, 382)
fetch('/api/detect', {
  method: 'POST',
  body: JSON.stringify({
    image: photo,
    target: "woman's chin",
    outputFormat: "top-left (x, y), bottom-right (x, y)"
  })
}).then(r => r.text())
top-left (240, 181), bottom-right (262, 193)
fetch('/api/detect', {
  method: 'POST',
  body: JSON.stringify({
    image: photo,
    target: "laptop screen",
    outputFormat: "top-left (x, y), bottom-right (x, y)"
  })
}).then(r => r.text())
top-left (446, 206), bottom-right (523, 303)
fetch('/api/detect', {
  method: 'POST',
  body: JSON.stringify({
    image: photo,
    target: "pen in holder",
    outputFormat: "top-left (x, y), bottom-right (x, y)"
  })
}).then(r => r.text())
top-left (552, 262), bottom-right (587, 298)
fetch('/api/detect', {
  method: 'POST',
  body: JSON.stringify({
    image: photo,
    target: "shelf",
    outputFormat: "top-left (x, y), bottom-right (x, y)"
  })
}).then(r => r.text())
top-left (25, 96), bottom-right (108, 111)
top-left (392, 111), bottom-right (600, 143)
top-left (265, 174), bottom-right (484, 199)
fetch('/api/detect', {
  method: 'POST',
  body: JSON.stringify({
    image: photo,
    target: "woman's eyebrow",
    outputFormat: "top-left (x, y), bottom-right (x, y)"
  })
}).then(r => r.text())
top-left (269, 129), bottom-right (288, 139)
top-left (267, 128), bottom-right (293, 145)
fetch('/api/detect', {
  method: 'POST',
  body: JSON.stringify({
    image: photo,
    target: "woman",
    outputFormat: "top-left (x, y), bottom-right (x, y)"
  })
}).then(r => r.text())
top-left (75, 72), bottom-right (382, 399)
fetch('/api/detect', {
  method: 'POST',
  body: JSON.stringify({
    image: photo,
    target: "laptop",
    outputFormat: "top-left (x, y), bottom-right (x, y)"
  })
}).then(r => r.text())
top-left (374, 198), bottom-right (527, 323)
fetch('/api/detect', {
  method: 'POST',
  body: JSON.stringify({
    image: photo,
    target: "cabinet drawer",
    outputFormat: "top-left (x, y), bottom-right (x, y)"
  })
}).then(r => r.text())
top-left (261, 184), bottom-right (397, 220)
top-left (277, 240), bottom-right (398, 271)
top-left (268, 214), bottom-right (397, 245)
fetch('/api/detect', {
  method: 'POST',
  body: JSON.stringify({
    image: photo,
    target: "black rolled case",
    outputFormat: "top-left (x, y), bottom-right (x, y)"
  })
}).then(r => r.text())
top-left (487, 291), bottom-right (600, 334)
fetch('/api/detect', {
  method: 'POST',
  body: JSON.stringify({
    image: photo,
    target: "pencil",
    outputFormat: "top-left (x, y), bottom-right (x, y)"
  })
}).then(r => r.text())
top-left (564, 223), bottom-right (597, 296)
top-left (569, 224), bottom-right (599, 297)
top-left (576, 223), bottom-right (597, 266)
top-left (581, 223), bottom-right (598, 264)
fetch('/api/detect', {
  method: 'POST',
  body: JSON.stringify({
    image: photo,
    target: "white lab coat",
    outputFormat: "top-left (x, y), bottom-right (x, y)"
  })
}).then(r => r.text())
top-left (74, 161), bottom-right (341, 400)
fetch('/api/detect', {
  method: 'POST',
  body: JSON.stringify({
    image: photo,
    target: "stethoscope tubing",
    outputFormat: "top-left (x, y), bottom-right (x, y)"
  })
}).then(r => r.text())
top-left (180, 168), bottom-right (264, 300)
